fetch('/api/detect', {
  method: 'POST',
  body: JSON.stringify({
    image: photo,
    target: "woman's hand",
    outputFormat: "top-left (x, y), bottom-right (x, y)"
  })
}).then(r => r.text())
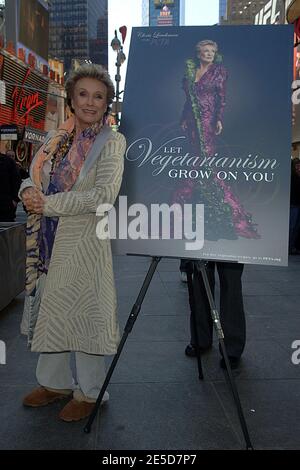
top-left (215, 120), bottom-right (223, 135)
top-left (21, 188), bottom-right (46, 214)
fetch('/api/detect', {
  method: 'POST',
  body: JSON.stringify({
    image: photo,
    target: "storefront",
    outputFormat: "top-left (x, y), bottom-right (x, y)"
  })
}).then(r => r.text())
top-left (0, 49), bottom-right (65, 169)
top-left (19, 126), bottom-right (47, 167)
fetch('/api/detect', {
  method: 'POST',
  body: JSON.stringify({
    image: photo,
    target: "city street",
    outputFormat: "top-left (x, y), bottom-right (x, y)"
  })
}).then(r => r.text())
top-left (0, 245), bottom-right (300, 449)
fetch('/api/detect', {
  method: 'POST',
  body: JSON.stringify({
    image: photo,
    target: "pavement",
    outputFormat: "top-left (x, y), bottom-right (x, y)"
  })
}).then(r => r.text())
top-left (0, 206), bottom-right (300, 450)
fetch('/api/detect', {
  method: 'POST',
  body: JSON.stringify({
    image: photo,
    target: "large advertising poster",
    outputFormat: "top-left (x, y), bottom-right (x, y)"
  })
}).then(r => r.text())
top-left (293, 26), bottom-right (300, 143)
top-left (112, 26), bottom-right (293, 266)
top-left (18, 0), bottom-right (49, 61)
top-left (150, 0), bottom-right (180, 27)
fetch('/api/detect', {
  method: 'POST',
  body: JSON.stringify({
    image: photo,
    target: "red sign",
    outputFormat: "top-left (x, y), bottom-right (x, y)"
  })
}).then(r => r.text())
top-left (5, 41), bottom-right (16, 56)
top-left (11, 68), bottom-right (44, 124)
top-left (18, 48), bottom-right (26, 62)
top-left (0, 51), bottom-right (47, 131)
top-left (28, 53), bottom-right (36, 68)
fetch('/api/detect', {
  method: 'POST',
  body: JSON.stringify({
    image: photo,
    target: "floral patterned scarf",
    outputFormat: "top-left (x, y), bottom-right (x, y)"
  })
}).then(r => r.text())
top-left (25, 116), bottom-right (103, 296)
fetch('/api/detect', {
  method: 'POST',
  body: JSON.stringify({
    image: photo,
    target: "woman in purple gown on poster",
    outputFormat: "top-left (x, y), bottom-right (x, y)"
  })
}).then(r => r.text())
top-left (174, 39), bottom-right (259, 240)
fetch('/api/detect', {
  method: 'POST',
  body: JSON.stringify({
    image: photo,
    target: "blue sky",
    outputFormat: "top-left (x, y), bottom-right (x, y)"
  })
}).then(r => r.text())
top-left (184, 0), bottom-right (219, 25)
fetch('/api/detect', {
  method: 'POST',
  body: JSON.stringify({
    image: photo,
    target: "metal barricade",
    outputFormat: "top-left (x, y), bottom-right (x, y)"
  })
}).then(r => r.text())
top-left (0, 222), bottom-right (26, 311)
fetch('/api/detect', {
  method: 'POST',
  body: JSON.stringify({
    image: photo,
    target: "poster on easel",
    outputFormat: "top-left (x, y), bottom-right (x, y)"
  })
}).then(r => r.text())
top-left (110, 25), bottom-right (294, 266)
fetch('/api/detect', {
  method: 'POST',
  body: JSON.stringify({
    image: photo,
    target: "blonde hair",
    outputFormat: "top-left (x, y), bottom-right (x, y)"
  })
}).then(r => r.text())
top-left (196, 40), bottom-right (218, 52)
top-left (65, 64), bottom-right (115, 113)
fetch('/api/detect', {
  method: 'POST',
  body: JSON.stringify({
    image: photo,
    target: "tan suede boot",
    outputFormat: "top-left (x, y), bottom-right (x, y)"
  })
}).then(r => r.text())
top-left (23, 386), bottom-right (72, 407)
top-left (59, 391), bottom-right (109, 422)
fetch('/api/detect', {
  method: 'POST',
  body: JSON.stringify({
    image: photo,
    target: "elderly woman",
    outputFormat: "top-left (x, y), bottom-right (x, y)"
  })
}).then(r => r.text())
top-left (181, 39), bottom-right (227, 158)
top-left (20, 64), bottom-right (126, 422)
top-left (175, 39), bottom-right (259, 240)
top-left (177, 41), bottom-right (257, 370)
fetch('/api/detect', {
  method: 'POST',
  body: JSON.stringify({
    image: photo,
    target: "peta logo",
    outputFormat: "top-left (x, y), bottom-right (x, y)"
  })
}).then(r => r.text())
top-left (291, 340), bottom-right (300, 365)
top-left (0, 340), bottom-right (6, 365)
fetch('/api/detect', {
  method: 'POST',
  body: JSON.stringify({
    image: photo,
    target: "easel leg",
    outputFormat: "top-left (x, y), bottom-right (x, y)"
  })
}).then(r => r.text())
top-left (195, 260), bottom-right (254, 450)
top-left (186, 261), bottom-right (203, 380)
top-left (84, 256), bottom-right (161, 433)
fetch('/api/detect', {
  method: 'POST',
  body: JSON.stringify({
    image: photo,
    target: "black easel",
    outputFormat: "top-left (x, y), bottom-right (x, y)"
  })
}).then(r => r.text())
top-left (84, 256), bottom-right (254, 450)
top-left (191, 260), bottom-right (253, 450)
top-left (84, 256), bottom-right (161, 434)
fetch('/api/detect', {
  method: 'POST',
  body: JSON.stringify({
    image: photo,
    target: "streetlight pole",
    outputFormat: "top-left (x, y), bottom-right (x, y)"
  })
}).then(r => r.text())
top-left (115, 48), bottom-right (121, 126)
top-left (110, 29), bottom-right (126, 128)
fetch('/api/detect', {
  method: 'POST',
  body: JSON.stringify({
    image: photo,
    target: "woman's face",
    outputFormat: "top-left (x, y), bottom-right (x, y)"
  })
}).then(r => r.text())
top-left (71, 77), bottom-right (108, 128)
top-left (197, 45), bottom-right (216, 64)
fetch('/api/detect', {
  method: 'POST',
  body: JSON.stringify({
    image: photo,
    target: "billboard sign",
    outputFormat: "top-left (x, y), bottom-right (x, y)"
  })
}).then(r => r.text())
top-left (112, 26), bottom-right (294, 266)
top-left (0, 52), bottom-right (48, 130)
top-left (18, 0), bottom-right (49, 61)
top-left (254, 0), bottom-right (294, 24)
top-left (23, 126), bottom-right (46, 144)
top-left (0, 124), bottom-right (18, 140)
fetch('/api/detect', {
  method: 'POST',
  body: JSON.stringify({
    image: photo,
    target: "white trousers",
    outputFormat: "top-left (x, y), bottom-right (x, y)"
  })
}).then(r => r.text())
top-left (36, 352), bottom-right (106, 401)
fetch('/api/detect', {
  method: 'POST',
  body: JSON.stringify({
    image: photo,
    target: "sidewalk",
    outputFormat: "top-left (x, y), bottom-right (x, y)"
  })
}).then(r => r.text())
top-left (0, 253), bottom-right (300, 450)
